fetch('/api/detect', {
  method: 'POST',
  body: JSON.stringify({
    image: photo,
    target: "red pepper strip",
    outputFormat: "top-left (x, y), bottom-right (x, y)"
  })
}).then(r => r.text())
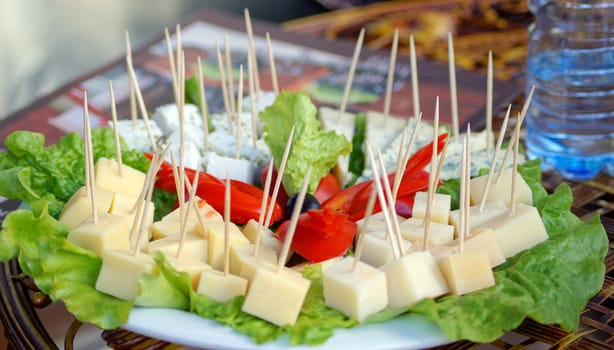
top-left (259, 164), bottom-right (289, 206)
top-left (321, 180), bottom-right (371, 214)
top-left (155, 170), bottom-right (283, 225)
top-left (275, 208), bottom-right (357, 263)
top-left (348, 171), bottom-right (431, 221)
top-left (313, 172), bottom-right (342, 204)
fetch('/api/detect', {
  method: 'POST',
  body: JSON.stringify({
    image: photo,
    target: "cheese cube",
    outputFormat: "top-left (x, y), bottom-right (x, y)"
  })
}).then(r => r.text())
top-left (469, 168), bottom-right (532, 207)
top-left (153, 198), bottom-right (222, 240)
top-left (360, 231), bottom-right (412, 268)
top-left (461, 228), bottom-right (506, 267)
top-left (449, 200), bottom-right (508, 237)
top-left (229, 243), bottom-right (278, 282)
top-left (165, 257), bottom-right (212, 290)
top-left (480, 203), bottom-right (548, 258)
top-left (242, 219), bottom-right (282, 253)
top-left (147, 232), bottom-right (208, 262)
top-left (205, 222), bottom-right (250, 270)
top-left (380, 251), bottom-right (449, 308)
top-left (95, 157), bottom-right (146, 198)
top-left (411, 192), bottom-right (452, 225)
top-left (438, 251), bottom-right (495, 295)
top-left (323, 257), bottom-right (388, 321)
top-left (398, 217), bottom-right (454, 246)
top-left (356, 212), bottom-right (404, 235)
top-left (197, 269), bottom-right (248, 303)
top-left (365, 111), bottom-right (406, 151)
top-left (205, 153), bottom-right (256, 184)
top-left (409, 242), bottom-right (457, 262)
top-left (242, 265), bottom-right (311, 326)
top-left (59, 186), bottom-right (115, 229)
top-left (67, 213), bottom-right (130, 255)
top-left (95, 250), bottom-right (156, 300)
top-left (126, 200), bottom-right (156, 250)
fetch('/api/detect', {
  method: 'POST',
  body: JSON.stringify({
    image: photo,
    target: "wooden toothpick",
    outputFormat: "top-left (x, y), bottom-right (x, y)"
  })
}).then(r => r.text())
top-left (235, 64), bottom-right (244, 160)
top-left (422, 98), bottom-right (440, 251)
top-left (486, 50), bottom-right (494, 155)
top-left (248, 50), bottom-right (258, 148)
top-left (383, 28), bottom-right (399, 121)
top-left (448, 33), bottom-right (459, 139)
top-left (108, 81), bottom-right (123, 177)
top-left (224, 33), bottom-right (236, 117)
top-left (197, 56), bottom-right (210, 153)
top-left (164, 27), bottom-right (180, 108)
top-left (83, 91), bottom-right (97, 224)
top-left (244, 8), bottom-right (261, 101)
top-left (254, 160), bottom-right (274, 258)
top-left (376, 148), bottom-right (405, 257)
top-left (409, 34), bottom-right (420, 118)
top-left (264, 127), bottom-right (295, 228)
top-left (177, 169), bottom-right (200, 258)
top-left (479, 104), bottom-right (511, 212)
top-left (338, 28), bottom-right (365, 118)
top-left (224, 176), bottom-right (231, 276)
top-left (216, 44), bottom-right (233, 134)
top-left (266, 32), bottom-right (279, 95)
top-left (277, 167), bottom-right (312, 271)
top-left (394, 112), bottom-right (422, 198)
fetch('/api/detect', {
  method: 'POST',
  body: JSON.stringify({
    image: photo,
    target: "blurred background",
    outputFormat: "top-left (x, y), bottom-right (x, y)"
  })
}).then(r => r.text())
top-left (0, 0), bottom-right (328, 118)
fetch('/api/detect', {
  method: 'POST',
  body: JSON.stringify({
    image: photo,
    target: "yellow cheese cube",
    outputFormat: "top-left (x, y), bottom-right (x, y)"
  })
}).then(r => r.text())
top-left (59, 186), bottom-right (115, 229)
top-left (323, 257), bottom-right (388, 321)
top-left (165, 256), bottom-right (211, 290)
top-left (152, 198), bottom-right (222, 240)
top-left (147, 232), bottom-right (208, 262)
top-left (461, 228), bottom-right (506, 267)
top-left (95, 250), bottom-right (156, 300)
top-left (242, 219), bottom-right (282, 253)
top-left (242, 265), bottom-right (311, 326)
top-left (398, 217), bottom-right (454, 246)
top-left (229, 243), bottom-right (278, 282)
top-left (481, 203), bottom-right (548, 258)
top-left (205, 222), bottom-right (250, 270)
top-left (356, 212), bottom-right (404, 235)
top-left (67, 213), bottom-right (130, 255)
top-left (197, 269), bottom-right (247, 303)
top-left (360, 231), bottom-right (412, 268)
top-left (470, 168), bottom-right (532, 207)
top-left (449, 200), bottom-right (508, 237)
top-left (438, 251), bottom-right (495, 295)
top-left (380, 251), bottom-right (449, 308)
top-left (411, 191), bottom-right (452, 225)
top-left (95, 157), bottom-right (147, 198)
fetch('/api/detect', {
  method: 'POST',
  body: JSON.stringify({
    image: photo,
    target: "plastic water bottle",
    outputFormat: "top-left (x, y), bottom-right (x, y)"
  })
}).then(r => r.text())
top-left (525, 0), bottom-right (614, 180)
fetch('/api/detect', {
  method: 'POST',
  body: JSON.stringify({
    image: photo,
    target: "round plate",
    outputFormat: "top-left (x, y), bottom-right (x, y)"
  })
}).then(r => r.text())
top-left (124, 306), bottom-right (451, 350)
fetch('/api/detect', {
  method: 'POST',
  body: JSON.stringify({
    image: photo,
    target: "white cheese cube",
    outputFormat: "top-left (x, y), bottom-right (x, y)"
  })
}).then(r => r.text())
top-left (147, 232), bottom-right (208, 262)
top-left (380, 251), bottom-right (449, 308)
top-left (165, 256), bottom-right (212, 290)
top-left (204, 152), bottom-right (256, 185)
top-left (365, 111), bottom-right (407, 151)
top-left (94, 158), bottom-right (147, 198)
top-left (411, 192), bottom-right (452, 225)
top-left (356, 212), bottom-right (404, 234)
top-left (470, 168), bottom-right (532, 207)
top-left (323, 256), bottom-right (388, 321)
top-left (360, 231), bottom-right (412, 268)
top-left (95, 250), bottom-right (156, 300)
top-left (242, 265), bottom-right (311, 326)
top-left (67, 213), bottom-right (130, 255)
top-left (205, 222), bottom-right (250, 270)
top-left (59, 186), bottom-right (115, 229)
top-left (197, 269), bottom-right (248, 303)
top-left (398, 217), bottom-right (454, 246)
top-left (449, 200), bottom-right (509, 237)
top-left (242, 219), bottom-right (282, 253)
top-left (438, 251), bottom-right (495, 295)
top-left (481, 203), bottom-right (548, 258)
top-left (152, 103), bottom-right (203, 135)
top-left (111, 119), bottom-right (163, 152)
top-left (229, 243), bottom-right (278, 282)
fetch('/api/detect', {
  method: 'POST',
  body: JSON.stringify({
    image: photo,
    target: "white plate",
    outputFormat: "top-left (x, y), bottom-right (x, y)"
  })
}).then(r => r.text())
top-left (124, 307), bottom-right (451, 350)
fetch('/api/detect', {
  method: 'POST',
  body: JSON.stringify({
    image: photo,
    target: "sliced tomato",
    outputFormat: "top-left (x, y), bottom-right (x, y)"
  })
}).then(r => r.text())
top-left (275, 208), bottom-right (357, 263)
top-left (313, 172), bottom-right (342, 203)
top-left (155, 168), bottom-right (283, 225)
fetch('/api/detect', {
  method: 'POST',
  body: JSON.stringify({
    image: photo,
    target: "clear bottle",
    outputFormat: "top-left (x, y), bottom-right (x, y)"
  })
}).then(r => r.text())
top-left (525, 0), bottom-right (614, 180)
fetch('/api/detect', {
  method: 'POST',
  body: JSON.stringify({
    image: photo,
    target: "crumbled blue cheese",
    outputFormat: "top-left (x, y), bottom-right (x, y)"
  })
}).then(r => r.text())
top-left (110, 119), bottom-right (163, 152)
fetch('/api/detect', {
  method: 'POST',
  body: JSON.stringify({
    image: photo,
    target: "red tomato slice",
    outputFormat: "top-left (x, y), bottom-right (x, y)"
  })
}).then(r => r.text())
top-left (275, 208), bottom-right (357, 263)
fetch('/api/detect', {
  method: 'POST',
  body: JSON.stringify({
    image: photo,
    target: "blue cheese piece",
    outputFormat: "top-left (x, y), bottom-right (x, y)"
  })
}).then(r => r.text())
top-left (152, 104), bottom-right (203, 135)
top-left (365, 111), bottom-right (407, 151)
top-left (242, 91), bottom-right (277, 114)
top-left (112, 119), bottom-right (163, 152)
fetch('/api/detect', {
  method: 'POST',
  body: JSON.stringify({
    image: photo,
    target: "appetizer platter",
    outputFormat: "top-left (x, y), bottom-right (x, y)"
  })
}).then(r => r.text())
top-left (0, 7), bottom-right (608, 350)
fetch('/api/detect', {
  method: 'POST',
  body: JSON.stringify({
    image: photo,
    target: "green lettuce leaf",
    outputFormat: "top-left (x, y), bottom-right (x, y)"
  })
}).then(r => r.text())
top-left (260, 92), bottom-right (352, 195)
top-left (0, 200), bottom-right (132, 329)
top-left (135, 251), bottom-right (191, 310)
top-left (0, 129), bottom-right (149, 217)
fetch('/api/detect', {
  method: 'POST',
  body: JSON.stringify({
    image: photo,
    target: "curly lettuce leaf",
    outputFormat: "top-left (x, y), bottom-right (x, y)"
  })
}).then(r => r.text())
top-left (0, 129), bottom-right (150, 217)
top-left (260, 92), bottom-right (352, 195)
top-left (135, 251), bottom-right (191, 310)
top-left (0, 200), bottom-right (132, 329)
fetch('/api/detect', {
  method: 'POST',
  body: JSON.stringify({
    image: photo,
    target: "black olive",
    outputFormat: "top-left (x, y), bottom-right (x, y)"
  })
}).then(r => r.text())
top-left (284, 193), bottom-right (320, 221)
